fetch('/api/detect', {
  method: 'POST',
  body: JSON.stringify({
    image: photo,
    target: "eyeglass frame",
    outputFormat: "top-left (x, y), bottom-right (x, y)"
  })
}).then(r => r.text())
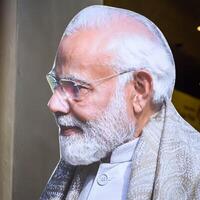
top-left (46, 69), bottom-right (135, 101)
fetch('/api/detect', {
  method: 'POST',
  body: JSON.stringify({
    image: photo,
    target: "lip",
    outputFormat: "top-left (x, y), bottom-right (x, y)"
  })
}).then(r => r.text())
top-left (59, 125), bottom-right (83, 136)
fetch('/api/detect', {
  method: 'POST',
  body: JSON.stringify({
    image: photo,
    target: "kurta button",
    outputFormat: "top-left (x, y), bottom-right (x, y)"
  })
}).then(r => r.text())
top-left (97, 174), bottom-right (109, 186)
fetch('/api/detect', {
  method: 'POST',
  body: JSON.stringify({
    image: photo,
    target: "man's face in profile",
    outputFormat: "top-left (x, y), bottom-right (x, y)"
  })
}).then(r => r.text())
top-left (47, 29), bottom-right (135, 165)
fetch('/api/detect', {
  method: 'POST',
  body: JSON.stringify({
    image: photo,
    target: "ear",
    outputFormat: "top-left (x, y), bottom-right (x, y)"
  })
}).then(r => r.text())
top-left (131, 71), bottom-right (153, 114)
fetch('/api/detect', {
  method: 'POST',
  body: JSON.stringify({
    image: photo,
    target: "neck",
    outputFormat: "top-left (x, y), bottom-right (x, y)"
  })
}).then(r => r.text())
top-left (134, 102), bottom-right (162, 138)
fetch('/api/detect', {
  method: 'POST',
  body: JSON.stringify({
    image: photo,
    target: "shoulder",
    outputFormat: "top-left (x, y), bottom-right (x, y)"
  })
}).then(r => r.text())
top-left (165, 100), bottom-right (200, 144)
top-left (163, 100), bottom-right (200, 173)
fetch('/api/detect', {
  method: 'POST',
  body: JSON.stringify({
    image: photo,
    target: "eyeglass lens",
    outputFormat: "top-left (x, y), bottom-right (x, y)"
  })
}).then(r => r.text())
top-left (61, 80), bottom-right (80, 99)
top-left (47, 75), bottom-right (81, 100)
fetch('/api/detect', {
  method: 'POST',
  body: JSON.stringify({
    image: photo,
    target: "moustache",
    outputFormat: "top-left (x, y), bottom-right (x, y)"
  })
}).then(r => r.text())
top-left (56, 114), bottom-right (90, 129)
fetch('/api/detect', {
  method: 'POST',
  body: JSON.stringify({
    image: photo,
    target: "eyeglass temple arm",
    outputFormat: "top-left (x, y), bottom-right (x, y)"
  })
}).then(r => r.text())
top-left (90, 69), bottom-right (135, 86)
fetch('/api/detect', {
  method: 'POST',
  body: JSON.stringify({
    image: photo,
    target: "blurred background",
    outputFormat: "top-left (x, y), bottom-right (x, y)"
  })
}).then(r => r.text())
top-left (0, 0), bottom-right (199, 199)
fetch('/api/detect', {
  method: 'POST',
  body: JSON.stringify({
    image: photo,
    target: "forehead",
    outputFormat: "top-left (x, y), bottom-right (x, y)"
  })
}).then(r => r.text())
top-left (54, 28), bottom-right (115, 79)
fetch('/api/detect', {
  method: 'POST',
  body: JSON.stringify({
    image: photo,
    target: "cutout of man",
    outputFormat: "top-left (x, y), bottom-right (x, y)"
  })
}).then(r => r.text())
top-left (40, 5), bottom-right (200, 200)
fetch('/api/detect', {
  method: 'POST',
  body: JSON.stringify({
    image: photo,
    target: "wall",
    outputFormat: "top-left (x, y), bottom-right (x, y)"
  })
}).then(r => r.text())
top-left (0, 1), bottom-right (102, 200)
top-left (0, 0), bottom-right (17, 199)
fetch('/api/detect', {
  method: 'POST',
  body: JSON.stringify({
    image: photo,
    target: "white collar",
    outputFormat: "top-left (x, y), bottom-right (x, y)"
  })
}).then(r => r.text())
top-left (110, 138), bottom-right (139, 164)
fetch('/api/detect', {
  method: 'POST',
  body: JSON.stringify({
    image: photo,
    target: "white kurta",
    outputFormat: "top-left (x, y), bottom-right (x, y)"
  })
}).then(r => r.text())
top-left (78, 138), bottom-right (139, 200)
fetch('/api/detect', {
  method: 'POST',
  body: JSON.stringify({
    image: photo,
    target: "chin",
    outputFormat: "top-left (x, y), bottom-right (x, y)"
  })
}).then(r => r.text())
top-left (60, 148), bottom-right (107, 166)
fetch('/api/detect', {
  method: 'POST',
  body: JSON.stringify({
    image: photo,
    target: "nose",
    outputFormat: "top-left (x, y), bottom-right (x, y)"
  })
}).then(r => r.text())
top-left (47, 89), bottom-right (70, 114)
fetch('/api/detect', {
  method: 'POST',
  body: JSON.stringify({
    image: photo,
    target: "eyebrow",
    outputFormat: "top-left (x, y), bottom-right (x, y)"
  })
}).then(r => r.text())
top-left (59, 74), bottom-right (91, 86)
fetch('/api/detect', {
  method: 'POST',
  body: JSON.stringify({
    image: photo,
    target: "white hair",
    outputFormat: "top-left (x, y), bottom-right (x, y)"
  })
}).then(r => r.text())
top-left (61, 5), bottom-right (175, 103)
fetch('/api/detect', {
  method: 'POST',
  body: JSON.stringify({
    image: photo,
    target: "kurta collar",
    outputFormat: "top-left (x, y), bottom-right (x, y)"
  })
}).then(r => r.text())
top-left (110, 138), bottom-right (139, 163)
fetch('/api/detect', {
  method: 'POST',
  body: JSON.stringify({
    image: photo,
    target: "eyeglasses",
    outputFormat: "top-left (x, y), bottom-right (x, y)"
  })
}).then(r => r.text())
top-left (46, 69), bottom-right (135, 101)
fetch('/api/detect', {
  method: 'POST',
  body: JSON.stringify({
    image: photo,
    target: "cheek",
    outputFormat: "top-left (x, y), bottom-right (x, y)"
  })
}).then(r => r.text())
top-left (124, 86), bottom-right (135, 121)
top-left (71, 84), bottom-right (116, 121)
top-left (126, 101), bottom-right (134, 120)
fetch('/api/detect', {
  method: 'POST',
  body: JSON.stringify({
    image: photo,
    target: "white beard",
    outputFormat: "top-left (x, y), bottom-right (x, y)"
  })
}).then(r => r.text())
top-left (57, 84), bottom-right (135, 165)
